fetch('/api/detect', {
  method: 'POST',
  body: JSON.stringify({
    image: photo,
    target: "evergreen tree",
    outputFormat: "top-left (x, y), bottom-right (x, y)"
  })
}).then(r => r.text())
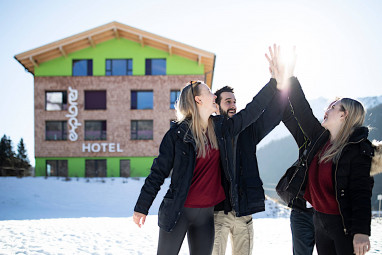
top-left (16, 138), bottom-right (29, 164)
top-left (0, 135), bottom-right (14, 167)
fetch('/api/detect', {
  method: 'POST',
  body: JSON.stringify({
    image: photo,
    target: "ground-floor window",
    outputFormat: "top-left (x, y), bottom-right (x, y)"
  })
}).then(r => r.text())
top-left (120, 159), bottom-right (130, 177)
top-left (85, 159), bottom-right (107, 177)
top-left (46, 160), bottom-right (68, 177)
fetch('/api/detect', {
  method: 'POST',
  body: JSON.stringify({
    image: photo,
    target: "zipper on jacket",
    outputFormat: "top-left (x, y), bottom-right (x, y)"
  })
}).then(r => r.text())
top-left (223, 136), bottom-right (235, 210)
top-left (289, 130), bottom-right (327, 207)
top-left (334, 137), bottom-right (365, 235)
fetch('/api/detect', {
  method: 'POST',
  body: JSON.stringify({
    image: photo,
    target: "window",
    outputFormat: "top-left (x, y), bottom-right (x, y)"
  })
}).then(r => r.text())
top-left (131, 91), bottom-right (153, 109)
top-left (145, 59), bottom-right (166, 75)
top-left (46, 160), bottom-right (68, 177)
top-left (85, 159), bottom-right (107, 177)
top-left (72, 59), bottom-right (93, 76)
top-left (46, 91), bottom-right (67, 111)
top-left (131, 120), bottom-right (153, 140)
top-left (85, 121), bottom-right (107, 140)
top-left (46, 121), bottom-right (67, 141)
top-left (120, 159), bottom-right (130, 177)
top-left (170, 90), bottom-right (181, 109)
top-left (85, 91), bottom-right (106, 110)
top-left (106, 59), bottom-right (132, 76)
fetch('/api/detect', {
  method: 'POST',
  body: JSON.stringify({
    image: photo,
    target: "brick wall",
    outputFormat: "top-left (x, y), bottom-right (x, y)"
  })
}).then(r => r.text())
top-left (34, 75), bottom-right (204, 157)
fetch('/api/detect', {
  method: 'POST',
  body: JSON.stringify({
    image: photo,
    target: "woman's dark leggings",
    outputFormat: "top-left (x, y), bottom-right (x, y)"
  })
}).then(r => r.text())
top-left (157, 206), bottom-right (215, 255)
top-left (313, 211), bottom-right (354, 255)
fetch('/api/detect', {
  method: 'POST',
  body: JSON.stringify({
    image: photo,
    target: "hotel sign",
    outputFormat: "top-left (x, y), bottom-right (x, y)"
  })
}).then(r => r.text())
top-left (66, 86), bottom-right (81, 141)
top-left (66, 87), bottom-right (124, 153)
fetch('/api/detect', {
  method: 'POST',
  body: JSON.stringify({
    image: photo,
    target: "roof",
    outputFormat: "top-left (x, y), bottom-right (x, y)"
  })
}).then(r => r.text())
top-left (14, 21), bottom-right (216, 86)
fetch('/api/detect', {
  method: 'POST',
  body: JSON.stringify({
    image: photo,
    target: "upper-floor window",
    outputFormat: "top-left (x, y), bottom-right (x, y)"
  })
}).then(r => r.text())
top-left (145, 59), bottom-right (166, 75)
top-left (45, 121), bottom-right (67, 141)
top-left (85, 91), bottom-right (106, 110)
top-left (85, 120), bottom-right (107, 140)
top-left (131, 120), bottom-right (153, 140)
top-left (106, 59), bottom-right (132, 76)
top-left (72, 59), bottom-right (93, 76)
top-left (46, 91), bottom-right (67, 111)
top-left (170, 90), bottom-right (181, 109)
top-left (131, 91), bottom-right (153, 109)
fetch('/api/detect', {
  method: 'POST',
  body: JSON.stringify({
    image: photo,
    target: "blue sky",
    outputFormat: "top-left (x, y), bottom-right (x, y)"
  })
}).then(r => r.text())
top-left (1, 0), bottom-right (382, 165)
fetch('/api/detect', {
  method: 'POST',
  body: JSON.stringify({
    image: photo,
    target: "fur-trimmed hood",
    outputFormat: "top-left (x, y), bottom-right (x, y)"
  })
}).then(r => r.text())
top-left (371, 140), bottom-right (382, 176)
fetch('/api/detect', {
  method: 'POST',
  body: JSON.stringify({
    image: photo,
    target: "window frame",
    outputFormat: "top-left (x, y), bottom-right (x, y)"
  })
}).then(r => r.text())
top-left (105, 59), bottom-right (133, 76)
top-left (131, 90), bottom-right (154, 110)
top-left (131, 120), bottom-right (153, 140)
top-left (145, 58), bottom-right (166, 75)
top-left (84, 90), bottom-right (107, 110)
top-left (72, 59), bottom-right (93, 76)
top-left (84, 120), bottom-right (107, 141)
top-left (45, 121), bottom-right (67, 141)
top-left (45, 91), bottom-right (68, 111)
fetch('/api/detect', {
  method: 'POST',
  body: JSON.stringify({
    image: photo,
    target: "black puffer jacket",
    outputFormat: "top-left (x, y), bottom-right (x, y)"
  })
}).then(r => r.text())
top-left (282, 77), bottom-right (374, 236)
top-left (233, 91), bottom-right (286, 216)
top-left (134, 79), bottom-right (278, 232)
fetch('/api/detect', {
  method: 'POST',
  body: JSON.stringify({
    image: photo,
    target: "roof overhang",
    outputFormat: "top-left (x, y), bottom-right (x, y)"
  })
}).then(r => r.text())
top-left (14, 21), bottom-right (216, 86)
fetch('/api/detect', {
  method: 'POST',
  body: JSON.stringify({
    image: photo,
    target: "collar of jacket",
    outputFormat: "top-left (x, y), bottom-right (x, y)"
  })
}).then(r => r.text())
top-left (348, 126), bottom-right (369, 143)
top-left (174, 120), bottom-right (196, 148)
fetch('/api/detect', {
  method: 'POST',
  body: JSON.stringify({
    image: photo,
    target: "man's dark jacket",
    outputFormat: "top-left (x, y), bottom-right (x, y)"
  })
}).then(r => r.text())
top-left (134, 79), bottom-right (278, 232)
top-left (215, 90), bottom-right (287, 216)
top-left (281, 77), bottom-right (374, 236)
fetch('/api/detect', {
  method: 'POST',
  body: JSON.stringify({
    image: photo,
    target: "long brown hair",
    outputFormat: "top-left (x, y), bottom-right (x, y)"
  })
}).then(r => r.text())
top-left (320, 98), bottom-right (366, 163)
top-left (175, 81), bottom-right (218, 158)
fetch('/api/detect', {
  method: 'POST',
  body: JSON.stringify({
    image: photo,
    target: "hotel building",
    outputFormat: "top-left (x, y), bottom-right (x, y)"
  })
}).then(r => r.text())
top-left (15, 22), bottom-right (215, 177)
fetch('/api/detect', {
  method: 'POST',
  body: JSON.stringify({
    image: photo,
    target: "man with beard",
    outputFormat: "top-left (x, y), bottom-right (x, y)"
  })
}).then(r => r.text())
top-left (212, 85), bottom-right (286, 255)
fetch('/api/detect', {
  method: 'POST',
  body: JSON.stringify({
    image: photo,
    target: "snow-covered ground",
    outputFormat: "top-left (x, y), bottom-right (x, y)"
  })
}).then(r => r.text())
top-left (0, 177), bottom-right (381, 254)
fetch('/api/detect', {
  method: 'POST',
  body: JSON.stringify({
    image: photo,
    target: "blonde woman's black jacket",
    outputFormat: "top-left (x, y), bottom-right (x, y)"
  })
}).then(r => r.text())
top-left (281, 77), bottom-right (374, 236)
top-left (134, 79), bottom-right (279, 232)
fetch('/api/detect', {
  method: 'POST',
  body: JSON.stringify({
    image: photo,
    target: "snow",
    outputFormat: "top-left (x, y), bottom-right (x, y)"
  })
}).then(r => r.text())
top-left (0, 177), bottom-right (381, 254)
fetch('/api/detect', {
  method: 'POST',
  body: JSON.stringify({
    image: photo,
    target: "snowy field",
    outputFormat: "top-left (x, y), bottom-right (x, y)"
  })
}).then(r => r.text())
top-left (0, 177), bottom-right (381, 254)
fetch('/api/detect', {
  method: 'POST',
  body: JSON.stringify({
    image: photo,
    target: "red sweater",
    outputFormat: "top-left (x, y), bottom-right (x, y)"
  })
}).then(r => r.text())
top-left (304, 142), bottom-right (340, 215)
top-left (184, 145), bottom-right (226, 208)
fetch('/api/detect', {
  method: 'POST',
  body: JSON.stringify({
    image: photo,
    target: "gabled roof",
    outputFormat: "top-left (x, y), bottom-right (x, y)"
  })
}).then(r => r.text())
top-left (14, 21), bottom-right (215, 86)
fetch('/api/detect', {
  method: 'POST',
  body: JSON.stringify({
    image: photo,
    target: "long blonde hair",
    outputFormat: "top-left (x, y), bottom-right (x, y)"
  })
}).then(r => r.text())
top-left (175, 81), bottom-right (218, 158)
top-left (320, 98), bottom-right (366, 163)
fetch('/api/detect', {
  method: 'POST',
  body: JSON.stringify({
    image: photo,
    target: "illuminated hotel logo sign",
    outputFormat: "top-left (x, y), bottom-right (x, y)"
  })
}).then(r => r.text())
top-left (66, 86), bottom-right (81, 141)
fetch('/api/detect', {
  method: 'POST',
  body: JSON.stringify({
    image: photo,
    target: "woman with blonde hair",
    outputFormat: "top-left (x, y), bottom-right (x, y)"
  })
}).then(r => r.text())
top-left (133, 51), bottom-right (286, 255)
top-left (269, 45), bottom-right (382, 255)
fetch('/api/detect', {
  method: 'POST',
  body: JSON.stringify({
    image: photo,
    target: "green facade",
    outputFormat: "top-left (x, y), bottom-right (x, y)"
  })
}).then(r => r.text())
top-left (34, 38), bottom-right (204, 76)
top-left (34, 36), bottom-right (203, 177)
top-left (35, 157), bottom-right (155, 177)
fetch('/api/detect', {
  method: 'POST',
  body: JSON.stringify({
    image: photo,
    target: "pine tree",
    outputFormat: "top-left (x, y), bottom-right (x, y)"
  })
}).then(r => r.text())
top-left (0, 135), bottom-right (14, 167)
top-left (16, 138), bottom-right (29, 164)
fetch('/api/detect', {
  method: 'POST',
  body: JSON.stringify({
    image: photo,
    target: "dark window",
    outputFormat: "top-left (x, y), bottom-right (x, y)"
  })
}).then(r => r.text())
top-left (46, 160), bottom-right (68, 177)
top-left (85, 121), bottom-right (107, 140)
top-left (46, 91), bottom-right (67, 111)
top-left (46, 121), bottom-right (67, 141)
top-left (145, 59), bottom-right (166, 75)
top-left (85, 159), bottom-right (107, 177)
top-left (131, 120), bottom-right (153, 140)
top-left (120, 159), bottom-right (130, 177)
top-left (73, 59), bottom-right (93, 76)
top-left (85, 91), bottom-right (106, 110)
top-left (105, 59), bottom-right (132, 76)
top-left (170, 90), bottom-right (181, 109)
top-left (131, 91), bottom-right (153, 109)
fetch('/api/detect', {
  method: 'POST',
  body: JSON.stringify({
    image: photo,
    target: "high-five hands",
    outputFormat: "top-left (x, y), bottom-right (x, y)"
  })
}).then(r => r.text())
top-left (265, 44), bottom-right (297, 90)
